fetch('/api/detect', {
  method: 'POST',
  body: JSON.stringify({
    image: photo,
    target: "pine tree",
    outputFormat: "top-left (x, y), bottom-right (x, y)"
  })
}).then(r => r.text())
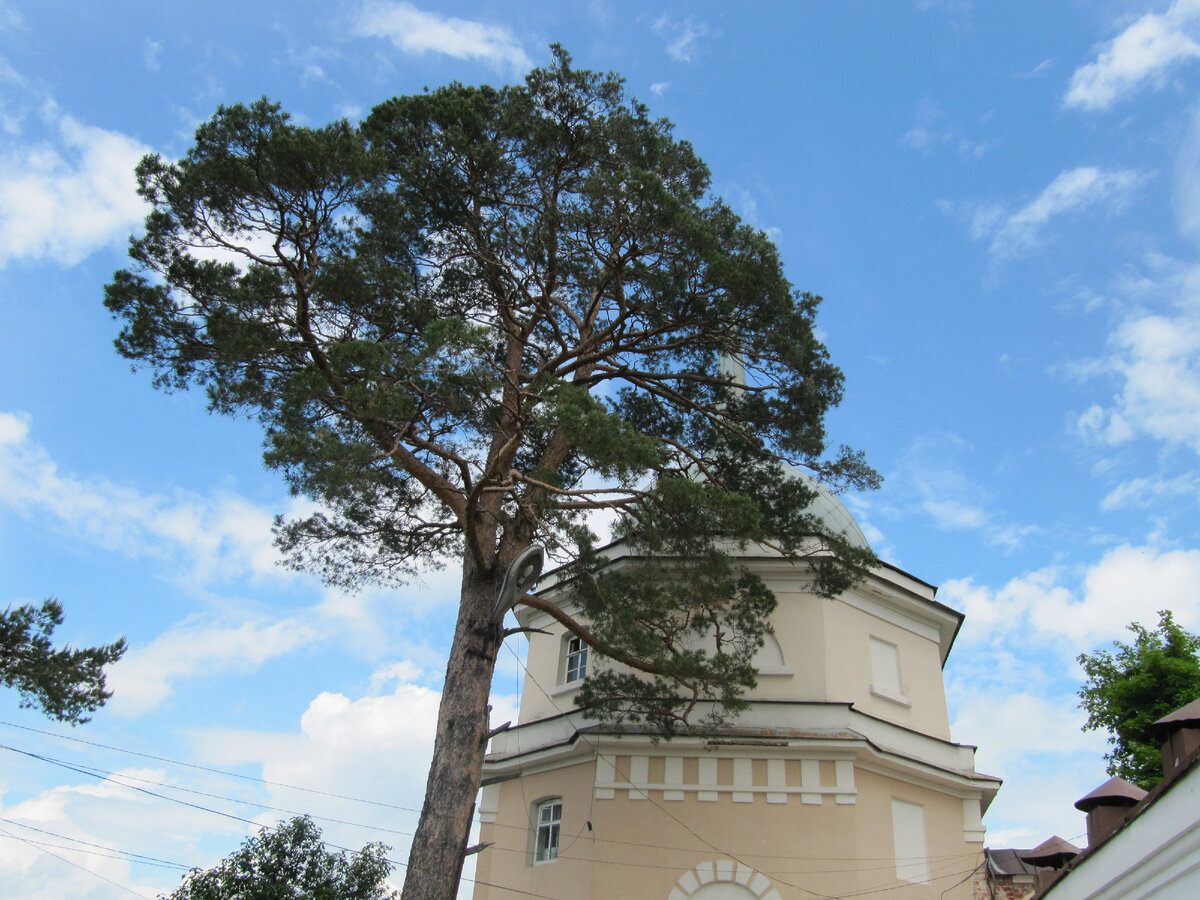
top-left (105, 48), bottom-right (878, 900)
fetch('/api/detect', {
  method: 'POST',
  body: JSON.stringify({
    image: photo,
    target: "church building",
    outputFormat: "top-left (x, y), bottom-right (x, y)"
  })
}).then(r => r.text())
top-left (472, 484), bottom-right (1000, 899)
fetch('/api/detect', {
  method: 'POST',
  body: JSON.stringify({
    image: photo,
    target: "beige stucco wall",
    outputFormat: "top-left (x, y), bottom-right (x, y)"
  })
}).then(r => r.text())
top-left (515, 572), bottom-right (952, 739)
top-left (821, 595), bottom-right (952, 739)
top-left (475, 752), bottom-right (982, 900)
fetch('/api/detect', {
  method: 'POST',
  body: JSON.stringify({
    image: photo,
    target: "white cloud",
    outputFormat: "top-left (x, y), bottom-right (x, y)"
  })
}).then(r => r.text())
top-left (651, 15), bottom-right (709, 62)
top-left (354, 1), bottom-right (530, 73)
top-left (1066, 0), bottom-right (1200, 111)
top-left (953, 692), bottom-right (1097, 768)
top-left (1100, 472), bottom-right (1200, 509)
top-left (1015, 59), bottom-right (1053, 79)
top-left (981, 167), bottom-right (1147, 260)
top-left (188, 661), bottom-right (519, 887)
top-left (939, 548), bottom-right (1199, 847)
top-left (1068, 106), bottom-right (1200, 456)
top-left (922, 498), bottom-right (988, 530)
top-left (106, 618), bottom-right (321, 716)
top-left (0, 763), bottom-right (240, 900)
top-left (650, 81), bottom-right (670, 97)
top-left (0, 114), bottom-right (148, 266)
top-left (729, 187), bottom-right (783, 245)
top-left (0, 412), bottom-right (300, 583)
top-left (0, 658), bottom-right (513, 898)
top-left (1075, 306), bottom-right (1200, 452)
top-left (885, 434), bottom-right (1037, 551)
top-left (1059, 544), bottom-right (1200, 643)
top-left (942, 545), bottom-right (1200, 651)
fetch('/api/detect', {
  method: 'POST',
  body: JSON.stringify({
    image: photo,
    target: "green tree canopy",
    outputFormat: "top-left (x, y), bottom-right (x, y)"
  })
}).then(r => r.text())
top-left (164, 816), bottom-right (397, 900)
top-left (1078, 610), bottom-right (1200, 789)
top-left (106, 48), bottom-right (878, 900)
top-left (0, 598), bottom-right (126, 725)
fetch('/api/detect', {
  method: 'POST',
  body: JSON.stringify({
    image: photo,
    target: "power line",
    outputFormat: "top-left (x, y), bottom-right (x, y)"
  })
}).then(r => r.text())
top-left (1, 718), bottom-right (977, 867)
top-left (0, 742), bottom-right (418, 840)
top-left (0, 817), bottom-right (193, 871)
top-left (0, 823), bottom-right (154, 899)
top-left (0, 719), bottom-right (421, 814)
top-left (0, 738), bottom-right (566, 900)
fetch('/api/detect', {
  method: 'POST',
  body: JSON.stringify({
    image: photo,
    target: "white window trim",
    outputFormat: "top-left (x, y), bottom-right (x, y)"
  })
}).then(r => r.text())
top-left (533, 798), bottom-right (562, 865)
top-left (561, 635), bottom-right (588, 685)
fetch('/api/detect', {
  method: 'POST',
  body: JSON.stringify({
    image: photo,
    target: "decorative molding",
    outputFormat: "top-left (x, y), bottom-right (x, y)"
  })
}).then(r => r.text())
top-left (592, 754), bottom-right (857, 806)
top-left (962, 797), bottom-right (986, 844)
top-left (667, 860), bottom-right (781, 900)
top-left (478, 782), bottom-right (500, 824)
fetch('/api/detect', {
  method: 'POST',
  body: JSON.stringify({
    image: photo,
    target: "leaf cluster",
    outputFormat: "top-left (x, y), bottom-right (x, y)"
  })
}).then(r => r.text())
top-left (0, 598), bottom-right (126, 725)
top-left (1078, 610), bottom-right (1200, 789)
top-left (164, 815), bottom-right (397, 900)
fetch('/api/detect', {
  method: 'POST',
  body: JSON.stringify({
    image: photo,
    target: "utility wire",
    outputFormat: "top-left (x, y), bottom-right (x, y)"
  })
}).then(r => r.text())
top-left (0, 719), bottom-right (419, 813)
top-left (496, 640), bottom-right (1001, 899)
top-left (0, 742), bottom-right (421, 840)
top-left (0, 823), bottom-right (154, 899)
top-left (499, 642), bottom-right (826, 897)
top-left (1, 719), bottom-right (980, 866)
top-left (0, 817), bottom-right (192, 871)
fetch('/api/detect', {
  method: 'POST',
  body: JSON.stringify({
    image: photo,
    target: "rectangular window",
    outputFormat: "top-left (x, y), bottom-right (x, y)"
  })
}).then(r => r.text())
top-left (565, 637), bottom-right (588, 683)
top-left (891, 798), bottom-right (930, 884)
top-left (870, 636), bottom-right (906, 703)
top-left (535, 799), bottom-right (562, 862)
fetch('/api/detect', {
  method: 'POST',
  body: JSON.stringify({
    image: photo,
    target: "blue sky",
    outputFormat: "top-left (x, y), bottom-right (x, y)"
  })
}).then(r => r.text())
top-left (3, 1), bottom-right (1200, 896)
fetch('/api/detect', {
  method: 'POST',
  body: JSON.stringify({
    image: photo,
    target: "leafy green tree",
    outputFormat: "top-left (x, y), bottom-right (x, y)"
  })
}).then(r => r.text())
top-left (1078, 610), bottom-right (1200, 789)
top-left (164, 815), bottom-right (397, 900)
top-left (0, 598), bottom-right (126, 724)
top-left (105, 48), bottom-right (878, 900)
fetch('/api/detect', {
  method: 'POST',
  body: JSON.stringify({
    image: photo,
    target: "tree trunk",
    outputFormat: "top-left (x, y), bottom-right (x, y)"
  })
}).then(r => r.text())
top-left (401, 561), bottom-right (502, 900)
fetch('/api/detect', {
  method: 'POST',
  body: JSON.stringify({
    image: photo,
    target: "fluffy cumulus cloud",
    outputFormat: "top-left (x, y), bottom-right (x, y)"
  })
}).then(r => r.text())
top-left (0, 112), bottom-right (148, 266)
top-left (0, 412), bottom-right (300, 583)
top-left (186, 662), bottom-right (519, 888)
top-left (1066, 0), bottom-right (1200, 111)
top-left (1076, 310), bottom-right (1200, 452)
top-left (105, 618), bottom-right (321, 716)
top-left (0, 658), bottom-right (511, 899)
top-left (938, 545), bottom-right (1200, 846)
top-left (942, 544), bottom-right (1200, 651)
top-left (1071, 110), bottom-right (1200, 456)
top-left (0, 760), bottom-right (245, 899)
top-left (354, 1), bottom-right (531, 73)
top-left (976, 166), bottom-right (1147, 261)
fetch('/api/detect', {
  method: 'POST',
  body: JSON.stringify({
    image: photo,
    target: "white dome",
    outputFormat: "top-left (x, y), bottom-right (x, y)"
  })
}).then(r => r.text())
top-left (791, 468), bottom-right (871, 551)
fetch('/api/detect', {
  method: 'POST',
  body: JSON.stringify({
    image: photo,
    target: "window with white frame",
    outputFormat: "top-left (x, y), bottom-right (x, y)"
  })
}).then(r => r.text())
top-left (534, 798), bottom-right (562, 863)
top-left (564, 636), bottom-right (588, 683)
